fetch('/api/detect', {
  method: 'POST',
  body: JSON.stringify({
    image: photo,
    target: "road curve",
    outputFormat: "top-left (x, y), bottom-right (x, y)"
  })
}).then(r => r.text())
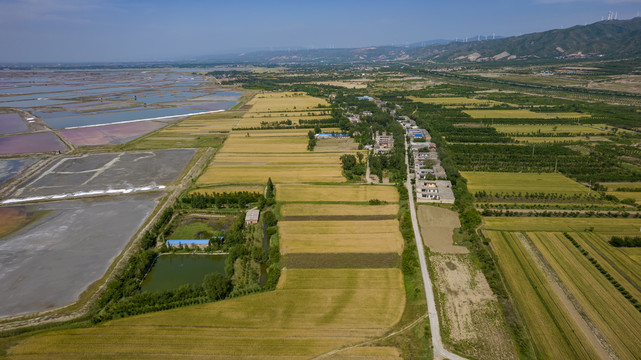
top-left (404, 138), bottom-right (467, 360)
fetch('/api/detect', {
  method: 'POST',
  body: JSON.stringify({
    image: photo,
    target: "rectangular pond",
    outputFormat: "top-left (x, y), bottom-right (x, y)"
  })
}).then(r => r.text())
top-left (59, 120), bottom-right (165, 146)
top-left (0, 133), bottom-right (67, 155)
top-left (132, 91), bottom-right (207, 104)
top-left (43, 107), bottom-right (210, 129)
top-left (11, 148), bottom-right (196, 199)
top-left (0, 158), bottom-right (39, 184)
top-left (0, 193), bottom-right (163, 318)
top-left (141, 254), bottom-right (227, 293)
top-left (0, 113), bottom-right (29, 134)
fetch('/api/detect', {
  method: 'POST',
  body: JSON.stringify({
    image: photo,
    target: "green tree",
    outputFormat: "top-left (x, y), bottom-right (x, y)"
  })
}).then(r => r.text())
top-left (340, 154), bottom-right (357, 171)
top-left (266, 178), bottom-right (275, 199)
top-left (202, 273), bottom-right (231, 300)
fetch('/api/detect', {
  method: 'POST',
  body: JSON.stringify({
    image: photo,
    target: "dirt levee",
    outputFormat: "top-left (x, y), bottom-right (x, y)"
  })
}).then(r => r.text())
top-left (417, 205), bottom-right (468, 254)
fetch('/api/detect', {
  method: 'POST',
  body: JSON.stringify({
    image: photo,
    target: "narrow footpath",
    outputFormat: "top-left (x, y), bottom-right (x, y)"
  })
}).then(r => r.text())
top-left (403, 138), bottom-right (467, 360)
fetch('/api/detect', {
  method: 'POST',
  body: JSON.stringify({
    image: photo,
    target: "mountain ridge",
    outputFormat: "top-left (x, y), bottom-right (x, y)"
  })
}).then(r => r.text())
top-left (213, 18), bottom-right (641, 64)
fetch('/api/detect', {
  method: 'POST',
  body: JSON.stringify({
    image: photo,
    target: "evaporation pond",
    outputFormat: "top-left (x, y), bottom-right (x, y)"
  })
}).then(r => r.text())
top-left (44, 107), bottom-right (208, 129)
top-left (141, 254), bottom-right (227, 293)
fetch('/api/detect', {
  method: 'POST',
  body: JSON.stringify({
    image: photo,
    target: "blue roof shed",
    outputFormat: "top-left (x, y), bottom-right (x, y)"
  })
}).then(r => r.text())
top-left (166, 239), bottom-right (212, 246)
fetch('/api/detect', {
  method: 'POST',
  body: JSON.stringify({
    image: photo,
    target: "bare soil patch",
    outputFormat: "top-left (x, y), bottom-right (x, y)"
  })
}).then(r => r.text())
top-left (417, 205), bottom-right (468, 254)
top-left (431, 254), bottom-right (517, 360)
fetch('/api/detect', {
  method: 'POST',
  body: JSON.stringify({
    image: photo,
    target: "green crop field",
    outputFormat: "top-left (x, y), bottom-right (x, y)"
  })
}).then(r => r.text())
top-left (463, 109), bottom-right (552, 119)
top-left (483, 217), bottom-right (641, 236)
top-left (571, 232), bottom-right (641, 300)
top-left (484, 217), bottom-right (641, 236)
top-left (527, 232), bottom-right (641, 359)
top-left (409, 96), bottom-right (504, 106)
top-left (543, 112), bottom-right (592, 119)
top-left (7, 268), bottom-right (405, 359)
top-left (486, 231), bottom-right (602, 359)
top-left (604, 184), bottom-right (641, 204)
top-left (462, 171), bottom-right (589, 195)
top-left (276, 184), bottom-right (399, 203)
top-left (492, 124), bottom-right (607, 135)
top-left (607, 191), bottom-right (641, 204)
top-left (513, 136), bottom-right (609, 144)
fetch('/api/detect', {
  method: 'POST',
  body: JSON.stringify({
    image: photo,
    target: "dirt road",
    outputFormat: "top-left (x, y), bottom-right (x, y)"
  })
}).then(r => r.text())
top-left (404, 138), bottom-right (467, 360)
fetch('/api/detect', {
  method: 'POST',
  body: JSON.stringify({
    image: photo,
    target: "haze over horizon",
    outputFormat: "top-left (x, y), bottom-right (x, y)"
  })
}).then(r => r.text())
top-left (1, 0), bottom-right (641, 63)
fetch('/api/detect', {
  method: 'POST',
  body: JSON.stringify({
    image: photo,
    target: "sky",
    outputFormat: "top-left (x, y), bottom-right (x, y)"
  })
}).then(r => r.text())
top-left (1, 0), bottom-right (640, 63)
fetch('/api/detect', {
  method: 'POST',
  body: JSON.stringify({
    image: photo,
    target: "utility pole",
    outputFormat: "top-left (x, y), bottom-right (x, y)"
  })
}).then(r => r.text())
top-left (532, 144), bottom-right (535, 156)
top-left (554, 158), bottom-right (558, 173)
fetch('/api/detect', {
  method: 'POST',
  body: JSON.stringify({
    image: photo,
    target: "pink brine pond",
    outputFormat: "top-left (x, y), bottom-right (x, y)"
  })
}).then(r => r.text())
top-left (0, 113), bottom-right (29, 134)
top-left (0, 132), bottom-right (67, 154)
top-left (60, 120), bottom-right (165, 146)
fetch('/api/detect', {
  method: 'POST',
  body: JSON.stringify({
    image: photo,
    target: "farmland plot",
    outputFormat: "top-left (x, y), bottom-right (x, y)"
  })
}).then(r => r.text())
top-left (528, 232), bottom-right (641, 359)
top-left (486, 231), bottom-right (602, 359)
top-left (8, 269), bottom-right (405, 359)
top-left (464, 109), bottom-right (552, 119)
top-left (462, 171), bottom-right (589, 196)
top-left (276, 184), bottom-right (399, 203)
top-left (279, 220), bottom-right (404, 254)
top-left (484, 217), bottom-right (641, 237)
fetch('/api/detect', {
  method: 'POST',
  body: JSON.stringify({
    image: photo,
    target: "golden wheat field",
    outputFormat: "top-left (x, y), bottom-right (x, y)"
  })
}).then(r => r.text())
top-left (279, 220), bottom-right (404, 254)
top-left (235, 92), bottom-right (331, 128)
top-left (276, 184), bottom-right (399, 203)
top-left (281, 203), bottom-right (398, 217)
top-left (7, 269), bottom-right (405, 359)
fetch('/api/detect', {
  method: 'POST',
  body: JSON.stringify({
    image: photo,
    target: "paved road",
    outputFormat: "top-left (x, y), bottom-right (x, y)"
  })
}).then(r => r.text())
top-left (404, 139), bottom-right (466, 360)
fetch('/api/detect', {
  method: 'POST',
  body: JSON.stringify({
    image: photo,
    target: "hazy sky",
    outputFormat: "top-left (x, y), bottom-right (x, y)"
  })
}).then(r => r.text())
top-left (1, 0), bottom-right (640, 63)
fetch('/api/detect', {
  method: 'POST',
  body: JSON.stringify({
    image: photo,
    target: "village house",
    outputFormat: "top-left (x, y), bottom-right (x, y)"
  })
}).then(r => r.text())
top-left (245, 209), bottom-right (260, 225)
top-left (415, 180), bottom-right (455, 204)
top-left (374, 131), bottom-right (395, 155)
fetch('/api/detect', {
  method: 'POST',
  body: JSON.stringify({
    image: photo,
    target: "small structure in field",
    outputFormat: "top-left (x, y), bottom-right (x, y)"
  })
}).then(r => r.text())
top-left (245, 208), bottom-right (260, 225)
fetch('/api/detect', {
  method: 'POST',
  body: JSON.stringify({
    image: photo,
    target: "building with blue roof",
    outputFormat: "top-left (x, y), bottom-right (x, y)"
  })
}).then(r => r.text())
top-left (166, 237), bottom-right (223, 247)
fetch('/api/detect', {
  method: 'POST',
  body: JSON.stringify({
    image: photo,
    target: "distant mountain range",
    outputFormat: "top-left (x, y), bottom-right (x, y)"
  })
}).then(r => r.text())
top-left (213, 18), bottom-right (641, 64)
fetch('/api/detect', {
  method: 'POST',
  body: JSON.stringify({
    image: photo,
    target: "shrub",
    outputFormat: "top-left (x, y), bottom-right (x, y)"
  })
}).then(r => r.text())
top-left (202, 273), bottom-right (231, 300)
